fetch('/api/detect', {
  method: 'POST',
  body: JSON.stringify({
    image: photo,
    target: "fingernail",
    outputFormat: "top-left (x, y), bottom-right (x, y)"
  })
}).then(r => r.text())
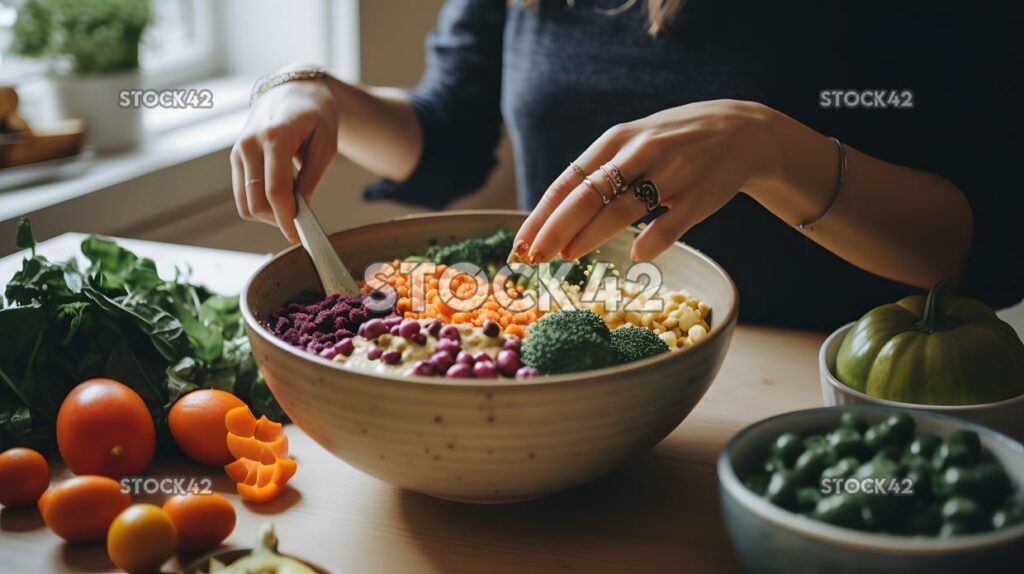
top-left (507, 240), bottom-right (529, 263)
top-left (529, 249), bottom-right (544, 264)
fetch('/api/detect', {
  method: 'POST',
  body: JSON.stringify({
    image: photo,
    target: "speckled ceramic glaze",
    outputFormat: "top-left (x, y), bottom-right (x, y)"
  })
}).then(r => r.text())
top-left (719, 406), bottom-right (1024, 574)
top-left (242, 211), bottom-right (738, 503)
top-left (820, 324), bottom-right (1024, 441)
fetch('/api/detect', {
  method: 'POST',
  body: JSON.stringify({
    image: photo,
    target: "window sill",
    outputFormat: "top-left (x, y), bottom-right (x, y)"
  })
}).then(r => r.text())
top-left (0, 75), bottom-right (251, 253)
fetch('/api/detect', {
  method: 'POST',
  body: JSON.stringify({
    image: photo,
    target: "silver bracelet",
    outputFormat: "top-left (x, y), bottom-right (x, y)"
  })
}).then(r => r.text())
top-left (794, 136), bottom-right (847, 231)
top-left (249, 66), bottom-right (327, 106)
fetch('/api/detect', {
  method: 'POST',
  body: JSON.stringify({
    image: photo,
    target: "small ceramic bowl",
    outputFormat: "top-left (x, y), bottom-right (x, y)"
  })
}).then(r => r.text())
top-left (241, 211), bottom-right (738, 503)
top-left (819, 323), bottom-right (1024, 441)
top-left (718, 406), bottom-right (1024, 574)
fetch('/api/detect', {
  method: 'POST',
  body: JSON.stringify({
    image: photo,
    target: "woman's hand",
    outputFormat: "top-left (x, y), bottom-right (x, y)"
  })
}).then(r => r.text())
top-left (513, 100), bottom-right (781, 262)
top-left (231, 74), bottom-right (341, 244)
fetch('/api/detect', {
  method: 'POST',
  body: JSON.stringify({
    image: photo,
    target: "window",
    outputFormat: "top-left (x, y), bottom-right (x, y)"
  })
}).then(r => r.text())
top-left (0, 0), bottom-right (221, 86)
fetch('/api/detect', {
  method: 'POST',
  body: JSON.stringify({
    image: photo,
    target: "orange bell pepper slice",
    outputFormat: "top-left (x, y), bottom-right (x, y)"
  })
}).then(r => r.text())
top-left (226, 433), bottom-right (289, 464)
top-left (223, 405), bottom-right (296, 504)
top-left (236, 481), bottom-right (283, 503)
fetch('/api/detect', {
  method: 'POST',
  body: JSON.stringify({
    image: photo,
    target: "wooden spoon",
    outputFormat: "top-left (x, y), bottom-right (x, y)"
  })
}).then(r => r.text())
top-left (292, 189), bottom-right (361, 297)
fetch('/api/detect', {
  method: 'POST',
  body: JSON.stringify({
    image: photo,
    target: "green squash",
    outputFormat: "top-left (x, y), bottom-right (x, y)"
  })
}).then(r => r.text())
top-left (836, 280), bottom-right (1024, 405)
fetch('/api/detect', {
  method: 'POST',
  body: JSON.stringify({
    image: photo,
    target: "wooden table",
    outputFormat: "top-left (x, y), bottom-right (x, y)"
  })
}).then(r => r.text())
top-left (0, 234), bottom-right (826, 574)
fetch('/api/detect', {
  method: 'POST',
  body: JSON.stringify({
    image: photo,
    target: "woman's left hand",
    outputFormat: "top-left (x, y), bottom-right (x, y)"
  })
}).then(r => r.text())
top-left (512, 99), bottom-right (782, 263)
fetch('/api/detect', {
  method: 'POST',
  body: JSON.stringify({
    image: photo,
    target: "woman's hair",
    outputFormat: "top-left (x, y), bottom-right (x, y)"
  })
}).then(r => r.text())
top-left (517, 0), bottom-right (686, 36)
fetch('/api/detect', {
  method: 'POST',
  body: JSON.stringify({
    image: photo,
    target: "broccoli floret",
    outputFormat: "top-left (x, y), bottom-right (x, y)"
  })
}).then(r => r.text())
top-left (610, 325), bottom-right (669, 363)
top-left (424, 229), bottom-right (515, 268)
top-left (521, 310), bottom-right (617, 374)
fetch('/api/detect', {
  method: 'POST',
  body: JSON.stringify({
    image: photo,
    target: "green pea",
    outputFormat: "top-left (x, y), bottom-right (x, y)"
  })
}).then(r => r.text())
top-left (908, 434), bottom-right (942, 458)
top-left (992, 492), bottom-right (1024, 530)
top-left (744, 471), bottom-right (770, 496)
top-left (765, 470), bottom-right (798, 510)
top-left (864, 422), bottom-right (895, 451)
top-left (873, 445), bottom-right (903, 462)
top-left (813, 494), bottom-right (865, 529)
top-left (822, 457), bottom-right (860, 481)
top-left (827, 427), bottom-right (865, 459)
top-left (939, 520), bottom-right (974, 538)
top-left (855, 457), bottom-right (901, 481)
top-left (885, 412), bottom-right (915, 444)
top-left (932, 441), bottom-right (979, 471)
top-left (947, 429), bottom-right (981, 459)
top-left (942, 496), bottom-right (980, 524)
top-left (763, 457), bottom-right (787, 474)
top-left (803, 435), bottom-right (829, 452)
top-left (772, 432), bottom-right (804, 467)
top-left (796, 486), bottom-right (824, 513)
top-left (839, 411), bottom-right (868, 433)
top-left (793, 445), bottom-right (837, 485)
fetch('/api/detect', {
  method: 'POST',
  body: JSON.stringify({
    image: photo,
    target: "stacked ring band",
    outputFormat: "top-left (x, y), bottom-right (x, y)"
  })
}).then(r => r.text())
top-left (583, 177), bottom-right (611, 205)
top-left (245, 179), bottom-right (263, 187)
top-left (633, 179), bottom-right (661, 212)
top-left (569, 161), bottom-right (586, 177)
top-left (600, 162), bottom-right (629, 199)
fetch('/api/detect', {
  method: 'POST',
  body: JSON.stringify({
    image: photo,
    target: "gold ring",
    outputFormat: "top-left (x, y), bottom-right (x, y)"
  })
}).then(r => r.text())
top-left (600, 163), bottom-right (628, 199)
top-left (583, 177), bottom-right (610, 205)
top-left (245, 178), bottom-right (263, 187)
top-left (569, 162), bottom-right (586, 177)
top-left (632, 178), bottom-right (661, 212)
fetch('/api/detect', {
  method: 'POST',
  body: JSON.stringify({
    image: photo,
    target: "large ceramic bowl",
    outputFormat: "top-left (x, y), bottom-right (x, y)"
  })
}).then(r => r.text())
top-left (719, 406), bottom-right (1024, 574)
top-left (241, 210), bottom-right (737, 503)
top-left (820, 324), bottom-right (1024, 441)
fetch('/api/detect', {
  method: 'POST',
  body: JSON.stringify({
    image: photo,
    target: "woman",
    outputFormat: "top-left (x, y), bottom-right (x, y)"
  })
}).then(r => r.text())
top-left (231, 0), bottom-right (1022, 329)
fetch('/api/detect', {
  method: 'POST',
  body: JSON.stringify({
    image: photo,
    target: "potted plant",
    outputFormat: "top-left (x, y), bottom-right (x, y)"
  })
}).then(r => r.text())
top-left (10, 0), bottom-right (150, 152)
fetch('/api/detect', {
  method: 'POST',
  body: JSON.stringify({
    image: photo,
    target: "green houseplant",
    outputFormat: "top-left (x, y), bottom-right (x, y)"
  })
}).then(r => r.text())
top-left (9, 0), bottom-right (151, 151)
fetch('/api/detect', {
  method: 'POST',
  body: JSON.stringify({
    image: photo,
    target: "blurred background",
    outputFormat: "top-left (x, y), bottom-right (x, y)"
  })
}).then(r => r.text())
top-left (0, 0), bottom-right (516, 256)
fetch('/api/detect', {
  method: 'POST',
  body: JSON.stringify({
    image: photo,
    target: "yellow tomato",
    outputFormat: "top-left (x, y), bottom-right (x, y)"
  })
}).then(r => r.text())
top-left (106, 504), bottom-right (178, 574)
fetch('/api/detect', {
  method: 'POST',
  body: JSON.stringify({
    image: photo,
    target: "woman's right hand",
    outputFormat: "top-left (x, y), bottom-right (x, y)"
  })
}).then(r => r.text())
top-left (231, 74), bottom-right (340, 244)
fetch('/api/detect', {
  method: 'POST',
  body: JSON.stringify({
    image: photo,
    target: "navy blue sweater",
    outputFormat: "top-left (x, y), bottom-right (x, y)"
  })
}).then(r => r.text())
top-left (365, 0), bottom-right (1023, 329)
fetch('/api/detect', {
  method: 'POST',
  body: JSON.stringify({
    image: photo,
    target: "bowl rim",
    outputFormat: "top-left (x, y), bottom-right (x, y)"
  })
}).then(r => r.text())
top-left (718, 404), bottom-right (1024, 553)
top-left (819, 323), bottom-right (1024, 410)
top-left (240, 209), bottom-right (739, 387)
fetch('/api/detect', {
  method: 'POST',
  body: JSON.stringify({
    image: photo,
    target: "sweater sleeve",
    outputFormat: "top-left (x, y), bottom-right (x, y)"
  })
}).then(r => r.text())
top-left (363, 0), bottom-right (506, 209)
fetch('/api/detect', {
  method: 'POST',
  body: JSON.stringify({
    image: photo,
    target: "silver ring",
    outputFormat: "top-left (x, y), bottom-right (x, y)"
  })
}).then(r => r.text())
top-left (569, 162), bottom-right (586, 177)
top-left (632, 179), bottom-right (661, 212)
top-left (582, 177), bottom-right (610, 205)
top-left (245, 178), bottom-right (263, 187)
top-left (600, 162), bottom-right (628, 199)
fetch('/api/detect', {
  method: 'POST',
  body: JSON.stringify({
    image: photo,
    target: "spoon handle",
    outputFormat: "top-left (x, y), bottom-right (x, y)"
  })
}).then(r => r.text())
top-left (292, 189), bottom-right (361, 296)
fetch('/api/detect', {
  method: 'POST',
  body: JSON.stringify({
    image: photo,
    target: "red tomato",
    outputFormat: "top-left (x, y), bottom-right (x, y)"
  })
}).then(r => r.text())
top-left (56, 378), bottom-right (155, 478)
top-left (0, 447), bottom-right (49, 507)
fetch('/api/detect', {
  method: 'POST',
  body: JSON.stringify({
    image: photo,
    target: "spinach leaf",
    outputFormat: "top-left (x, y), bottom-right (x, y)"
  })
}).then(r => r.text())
top-left (0, 221), bottom-right (286, 451)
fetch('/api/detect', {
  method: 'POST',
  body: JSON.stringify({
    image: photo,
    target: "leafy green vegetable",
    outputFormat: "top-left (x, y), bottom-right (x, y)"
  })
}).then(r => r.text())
top-left (0, 219), bottom-right (285, 452)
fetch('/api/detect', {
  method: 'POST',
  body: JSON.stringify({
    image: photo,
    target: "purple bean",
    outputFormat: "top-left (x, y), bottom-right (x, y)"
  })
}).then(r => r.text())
top-left (473, 360), bottom-right (497, 378)
top-left (456, 351), bottom-right (475, 365)
top-left (425, 319), bottom-right (443, 337)
top-left (515, 366), bottom-right (540, 379)
top-left (429, 351), bottom-right (456, 373)
top-left (411, 332), bottom-right (427, 345)
top-left (384, 315), bottom-right (403, 329)
top-left (367, 346), bottom-right (383, 361)
top-left (439, 324), bottom-right (461, 341)
top-left (482, 319), bottom-right (500, 337)
top-left (334, 337), bottom-right (355, 356)
top-left (381, 350), bottom-right (402, 365)
top-left (503, 335), bottom-right (521, 351)
top-left (319, 347), bottom-right (338, 360)
top-left (445, 363), bottom-right (473, 378)
top-left (496, 349), bottom-right (521, 377)
top-left (472, 351), bottom-right (491, 364)
top-left (389, 325), bottom-right (401, 336)
top-left (412, 360), bottom-right (436, 376)
top-left (437, 338), bottom-right (461, 355)
top-left (399, 319), bottom-right (421, 338)
top-left (362, 318), bottom-right (386, 340)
